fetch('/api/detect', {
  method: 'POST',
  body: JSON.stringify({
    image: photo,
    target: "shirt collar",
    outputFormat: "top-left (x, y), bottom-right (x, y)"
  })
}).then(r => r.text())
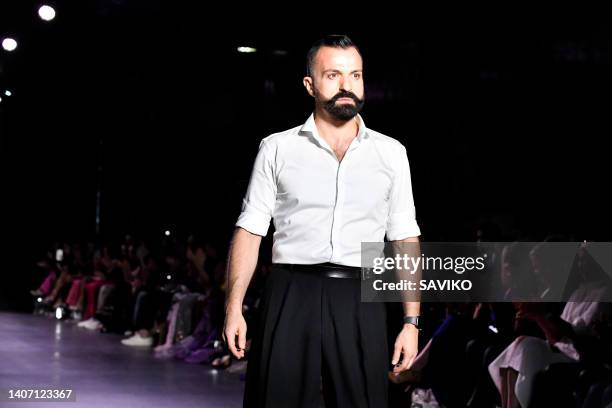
top-left (299, 112), bottom-right (369, 148)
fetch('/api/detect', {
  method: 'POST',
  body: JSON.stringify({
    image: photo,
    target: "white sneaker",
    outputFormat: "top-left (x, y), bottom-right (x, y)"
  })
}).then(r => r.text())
top-left (77, 318), bottom-right (94, 327)
top-left (121, 333), bottom-right (153, 347)
top-left (82, 318), bottom-right (102, 331)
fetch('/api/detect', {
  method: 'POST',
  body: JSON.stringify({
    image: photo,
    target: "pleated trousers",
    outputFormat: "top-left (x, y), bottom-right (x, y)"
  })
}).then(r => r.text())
top-left (243, 264), bottom-right (389, 408)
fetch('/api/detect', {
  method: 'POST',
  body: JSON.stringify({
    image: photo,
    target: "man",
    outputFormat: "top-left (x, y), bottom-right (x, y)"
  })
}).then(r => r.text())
top-left (223, 35), bottom-right (421, 408)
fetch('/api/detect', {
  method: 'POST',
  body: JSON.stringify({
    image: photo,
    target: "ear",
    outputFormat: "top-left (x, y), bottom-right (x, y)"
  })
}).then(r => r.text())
top-left (303, 76), bottom-right (315, 97)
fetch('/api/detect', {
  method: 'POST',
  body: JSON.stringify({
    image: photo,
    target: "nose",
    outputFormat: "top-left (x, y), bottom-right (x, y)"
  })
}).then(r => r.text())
top-left (339, 76), bottom-right (352, 93)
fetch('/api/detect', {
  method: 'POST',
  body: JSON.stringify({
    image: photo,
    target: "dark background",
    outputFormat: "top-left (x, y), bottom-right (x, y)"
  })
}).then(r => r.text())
top-left (1, 1), bottom-right (610, 310)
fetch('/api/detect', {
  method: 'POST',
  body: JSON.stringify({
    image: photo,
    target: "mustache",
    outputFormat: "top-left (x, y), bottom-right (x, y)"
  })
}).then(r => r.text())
top-left (329, 91), bottom-right (362, 104)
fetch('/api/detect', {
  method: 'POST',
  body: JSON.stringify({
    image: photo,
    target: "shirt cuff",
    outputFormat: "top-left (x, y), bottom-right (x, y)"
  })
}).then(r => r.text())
top-left (386, 212), bottom-right (421, 241)
top-left (235, 206), bottom-right (271, 237)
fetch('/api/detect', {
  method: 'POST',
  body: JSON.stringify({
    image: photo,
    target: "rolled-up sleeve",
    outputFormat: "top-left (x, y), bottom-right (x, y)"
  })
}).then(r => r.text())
top-left (385, 144), bottom-right (421, 240)
top-left (235, 139), bottom-right (276, 236)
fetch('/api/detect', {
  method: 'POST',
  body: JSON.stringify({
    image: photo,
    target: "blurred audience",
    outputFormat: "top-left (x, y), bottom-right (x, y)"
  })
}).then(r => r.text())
top-left (27, 228), bottom-right (612, 407)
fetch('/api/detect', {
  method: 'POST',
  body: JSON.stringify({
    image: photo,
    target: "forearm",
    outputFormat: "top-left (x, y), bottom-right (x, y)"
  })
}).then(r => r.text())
top-left (390, 235), bottom-right (422, 371)
top-left (402, 302), bottom-right (420, 318)
top-left (397, 236), bottom-right (421, 321)
top-left (225, 227), bottom-right (262, 313)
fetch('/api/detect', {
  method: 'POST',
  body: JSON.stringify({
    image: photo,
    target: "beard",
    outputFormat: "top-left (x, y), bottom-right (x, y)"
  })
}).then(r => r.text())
top-left (317, 89), bottom-right (365, 121)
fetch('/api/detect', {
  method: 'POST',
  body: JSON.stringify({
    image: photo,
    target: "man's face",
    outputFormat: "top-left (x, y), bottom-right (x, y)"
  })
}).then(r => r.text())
top-left (305, 46), bottom-right (365, 121)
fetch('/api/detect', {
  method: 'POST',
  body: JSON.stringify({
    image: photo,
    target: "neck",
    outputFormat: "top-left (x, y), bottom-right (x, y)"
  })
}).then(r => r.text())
top-left (313, 107), bottom-right (359, 145)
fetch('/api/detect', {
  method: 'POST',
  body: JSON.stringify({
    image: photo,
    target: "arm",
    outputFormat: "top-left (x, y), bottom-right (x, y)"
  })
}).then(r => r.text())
top-left (391, 236), bottom-right (421, 374)
top-left (385, 143), bottom-right (422, 374)
top-left (224, 138), bottom-right (276, 359)
top-left (223, 227), bottom-right (262, 359)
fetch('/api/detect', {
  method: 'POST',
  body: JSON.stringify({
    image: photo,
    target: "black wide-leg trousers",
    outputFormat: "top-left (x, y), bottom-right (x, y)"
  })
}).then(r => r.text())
top-left (243, 264), bottom-right (389, 408)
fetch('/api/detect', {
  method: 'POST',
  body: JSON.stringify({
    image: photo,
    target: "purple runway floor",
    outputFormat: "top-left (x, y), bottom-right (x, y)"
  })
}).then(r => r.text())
top-left (0, 311), bottom-right (244, 408)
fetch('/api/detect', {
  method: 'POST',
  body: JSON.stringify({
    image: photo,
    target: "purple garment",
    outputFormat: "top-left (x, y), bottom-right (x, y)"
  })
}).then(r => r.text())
top-left (175, 310), bottom-right (221, 363)
top-left (39, 272), bottom-right (57, 296)
top-left (183, 330), bottom-right (221, 364)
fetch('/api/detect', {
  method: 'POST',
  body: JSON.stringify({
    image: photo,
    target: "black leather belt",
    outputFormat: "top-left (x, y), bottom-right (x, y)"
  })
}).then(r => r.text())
top-left (274, 262), bottom-right (361, 279)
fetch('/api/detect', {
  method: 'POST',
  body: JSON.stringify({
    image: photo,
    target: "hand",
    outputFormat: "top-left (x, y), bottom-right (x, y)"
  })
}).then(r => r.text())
top-left (391, 324), bottom-right (419, 374)
top-left (223, 305), bottom-right (247, 359)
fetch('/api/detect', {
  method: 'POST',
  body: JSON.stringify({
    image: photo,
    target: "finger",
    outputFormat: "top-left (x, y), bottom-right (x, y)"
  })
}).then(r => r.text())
top-left (226, 327), bottom-right (239, 358)
top-left (396, 351), bottom-right (413, 373)
top-left (234, 328), bottom-right (246, 359)
top-left (238, 324), bottom-right (247, 353)
top-left (234, 333), bottom-right (244, 359)
top-left (391, 343), bottom-right (402, 366)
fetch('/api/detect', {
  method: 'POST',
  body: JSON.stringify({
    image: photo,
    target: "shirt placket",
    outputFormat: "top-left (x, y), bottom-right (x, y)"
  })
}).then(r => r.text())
top-left (329, 138), bottom-right (361, 263)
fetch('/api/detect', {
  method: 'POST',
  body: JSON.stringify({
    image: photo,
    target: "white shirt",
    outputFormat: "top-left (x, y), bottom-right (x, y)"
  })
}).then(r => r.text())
top-left (235, 113), bottom-right (421, 267)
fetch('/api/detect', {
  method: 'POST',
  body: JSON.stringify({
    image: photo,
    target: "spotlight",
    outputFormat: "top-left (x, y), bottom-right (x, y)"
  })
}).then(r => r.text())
top-left (166, 274), bottom-right (172, 280)
top-left (164, 230), bottom-right (171, 236)
top-left (0, 96), bottom-right (2, 103)
top-left (55, 307), bottom-right (63, 320)
top-left (237, 46), bottom-right (256, 53)
top-left (37, 297), bottom-right (43, 303)
top-left (4, 90), bottom-right (11, 96)
top-left (2, 38), bottom-right (18, 52)
top-left (38, 5), bottom-right (56, 21)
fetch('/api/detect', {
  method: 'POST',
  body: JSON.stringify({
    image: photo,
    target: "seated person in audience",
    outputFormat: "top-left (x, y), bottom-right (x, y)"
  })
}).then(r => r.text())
top-left (489, 243), bottom-right (612, 408)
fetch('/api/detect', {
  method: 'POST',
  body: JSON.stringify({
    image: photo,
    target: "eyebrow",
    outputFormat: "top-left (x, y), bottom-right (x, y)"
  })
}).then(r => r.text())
top-left (322, 69), bottom-right (363, 74)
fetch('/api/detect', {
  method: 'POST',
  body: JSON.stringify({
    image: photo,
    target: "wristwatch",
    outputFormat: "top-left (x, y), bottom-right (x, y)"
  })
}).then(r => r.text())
top-left (403, 315), bottom-right (420, 329)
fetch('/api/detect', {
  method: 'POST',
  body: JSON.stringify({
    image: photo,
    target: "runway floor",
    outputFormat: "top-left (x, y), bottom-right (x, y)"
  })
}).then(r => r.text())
top-left (0, 311), bottom-right (244, 408)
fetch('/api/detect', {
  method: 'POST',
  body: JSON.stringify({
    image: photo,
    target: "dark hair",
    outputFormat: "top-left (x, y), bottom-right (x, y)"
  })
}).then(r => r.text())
top-left (306, 34), bottom-right (361, 77)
